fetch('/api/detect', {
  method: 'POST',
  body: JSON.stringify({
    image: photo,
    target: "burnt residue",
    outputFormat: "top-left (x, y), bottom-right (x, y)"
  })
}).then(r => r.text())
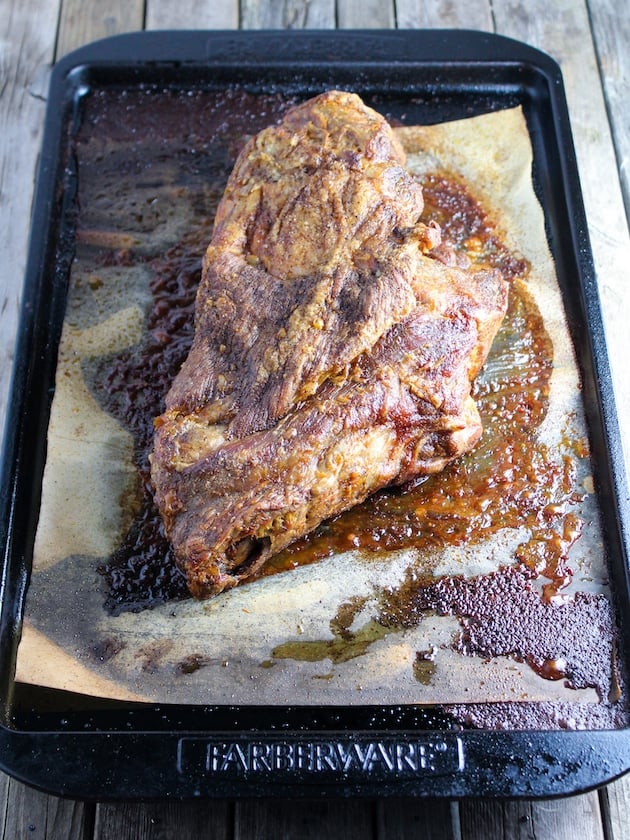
top-left (444, 700), bottom-right (628, 731)
top-left (269, 560), bottom-right (621, 703)
top-left (81, 89), bottom-right (297, 613)
top-left (90, 636), bottom-right (125, 663)
top-left (177, 653), bottom-right (213, 675)
top-left (71, 88), bottom-right (624, 724)
top-left (377, 563), bottom-right (619, 701)
top-left (136, 639), bottom-right (174, 674)
top-left (94, 226), bottom-right (211, 613)
top-left (414, 648), bottom-right (438, 686)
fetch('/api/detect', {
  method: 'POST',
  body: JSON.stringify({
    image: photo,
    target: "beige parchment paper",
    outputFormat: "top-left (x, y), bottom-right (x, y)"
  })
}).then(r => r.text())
top-left (15, 102), bottom-right (615, 713)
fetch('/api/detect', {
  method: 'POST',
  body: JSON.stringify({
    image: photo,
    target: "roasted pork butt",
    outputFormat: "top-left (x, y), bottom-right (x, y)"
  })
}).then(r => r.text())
top-left (150, 91), bottom-right (509, 598)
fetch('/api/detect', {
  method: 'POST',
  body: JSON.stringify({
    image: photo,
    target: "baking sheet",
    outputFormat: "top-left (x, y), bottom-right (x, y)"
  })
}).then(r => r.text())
top-left (14, 94), bottom-right (619, 717)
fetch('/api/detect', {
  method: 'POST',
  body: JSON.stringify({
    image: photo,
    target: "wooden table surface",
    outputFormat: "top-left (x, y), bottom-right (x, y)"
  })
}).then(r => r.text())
top-left (1, 0), bottom-right (629, 837)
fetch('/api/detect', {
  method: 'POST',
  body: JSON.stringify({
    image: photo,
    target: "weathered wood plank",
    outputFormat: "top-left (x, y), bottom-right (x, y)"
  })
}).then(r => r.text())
top-left (337, 0), bottom-right (395, 28)
top-left (0, 4), bottom-right (137, 837)
top-left (0, 0), bottom-right (60, 464)
top-left (234, 799), bottom-right (375, 839)
top-left (492, 0), bottom-right (630, 483)
top-left (240, 0), bottom-right (335, 29)
top-left (0, 777), bottom-right (91, 840)
top-left (376, 799), bottom-right (459, 839)
top-left (395, 0), bottom-right (493, 30)
top-left (587, 0), bottom-right (630, 224)
top-left (460, 796), bottom-right (605, 840)
top-left (599, 773), bottom-right (630, 840)
top-left (145, 0), bottom-right (239, 30)
top-left (55, 0), bottom-right (145, 58)
top-left (93, 801), bottom-right (233, 840)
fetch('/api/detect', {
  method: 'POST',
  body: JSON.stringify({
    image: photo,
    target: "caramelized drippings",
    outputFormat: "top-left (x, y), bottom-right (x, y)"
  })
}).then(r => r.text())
top-left (95, 227), bottom-right (211, 612)
top-left (264, 278), bottom-right (558, 571)
top-left (376, 563), bottom-right (617, 701)
top-left (264, 173), bottom-right (577, 606)
top-left (83, 96), bottom-right (582, 626)
top-left (421, 171), bottom-right (529, 278)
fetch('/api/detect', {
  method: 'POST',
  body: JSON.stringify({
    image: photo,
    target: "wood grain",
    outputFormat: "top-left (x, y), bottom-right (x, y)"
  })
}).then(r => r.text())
top-left (234, 799), bottom-right (375, 839)
top-left (0, 0), bottom-right (59, 463)
top-left (93, 801), bottom-right (232, 840)
top-left (587, 0), bottom-right (630, 223)
top-left (0, 777), bottom-right (91, 840)
top-left (0, 4), bottom-right (113, 834)
top-left (240, 0), bottom-right (335, 29)
top-left (375, 799), bottom-right (459, 839)
top-left (337, 0), bottom-right (395, 28)
top-left (460, 797), bottom-right (605, 840)
top-left (55, 0), bottom-right (145, 58)
top-left (395, 0), bottom-right (494, 30)
top-left (145, 0), bottom-right (239, 30)
top-left (599, 774), bottom-right (630, 840)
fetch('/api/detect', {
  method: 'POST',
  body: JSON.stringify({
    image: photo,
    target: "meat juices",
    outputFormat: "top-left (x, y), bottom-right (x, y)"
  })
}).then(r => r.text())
top-left (150, 91), bottom-right (509, 598)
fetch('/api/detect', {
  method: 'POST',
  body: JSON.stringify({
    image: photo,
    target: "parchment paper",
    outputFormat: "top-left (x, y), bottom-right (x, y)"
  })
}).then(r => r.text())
top-left (15, 102), bottom-right (615, 713)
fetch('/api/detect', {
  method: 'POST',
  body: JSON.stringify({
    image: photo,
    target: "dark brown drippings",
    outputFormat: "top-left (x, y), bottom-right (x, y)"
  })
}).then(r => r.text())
top-left (177, 653), bottom-right (212, 675)
top-left (413, 648), bottom-right (438, 685)
top-left (264, 276), bottom-right (560, 572)
top-left (61, 88), bottom-right (628, 727)
top-left (90, 136), bottom-right (579, 615)
top-left (94, 226), bottom-right (211, 612)
top-left (377, 563), bottom-right (617, 700)
top-left (444, 700), bottom-right (627, 731)
top-left (136, 639), bottom-right (174, 674)
top-left (74, 90), bottom-right (615, 705)
top-left (421, 171), bottom-right (529, 278)
top-left (90, 636), bottom-right (125, 663)
top-left (262, 175), bottom-right (572, 597)
top-left (75, 89), bottom-right (295, 612)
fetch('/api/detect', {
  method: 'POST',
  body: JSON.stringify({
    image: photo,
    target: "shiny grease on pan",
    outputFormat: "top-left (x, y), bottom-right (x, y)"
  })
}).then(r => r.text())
top-left (78, 88), bottom-right (619, 711)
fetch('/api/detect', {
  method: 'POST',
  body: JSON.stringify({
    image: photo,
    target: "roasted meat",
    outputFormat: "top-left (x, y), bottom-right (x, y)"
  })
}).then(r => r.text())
top-left (150, 91), bottom-right (509, 598)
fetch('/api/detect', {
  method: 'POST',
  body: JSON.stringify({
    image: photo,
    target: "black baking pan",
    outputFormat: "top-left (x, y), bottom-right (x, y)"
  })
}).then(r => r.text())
top-left (1, 29), bottom-right (629, 799)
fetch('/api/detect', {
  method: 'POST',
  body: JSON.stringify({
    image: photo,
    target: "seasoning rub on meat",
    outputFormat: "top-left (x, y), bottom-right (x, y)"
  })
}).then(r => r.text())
top-left (150, 90), bottom-right (509, 598)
